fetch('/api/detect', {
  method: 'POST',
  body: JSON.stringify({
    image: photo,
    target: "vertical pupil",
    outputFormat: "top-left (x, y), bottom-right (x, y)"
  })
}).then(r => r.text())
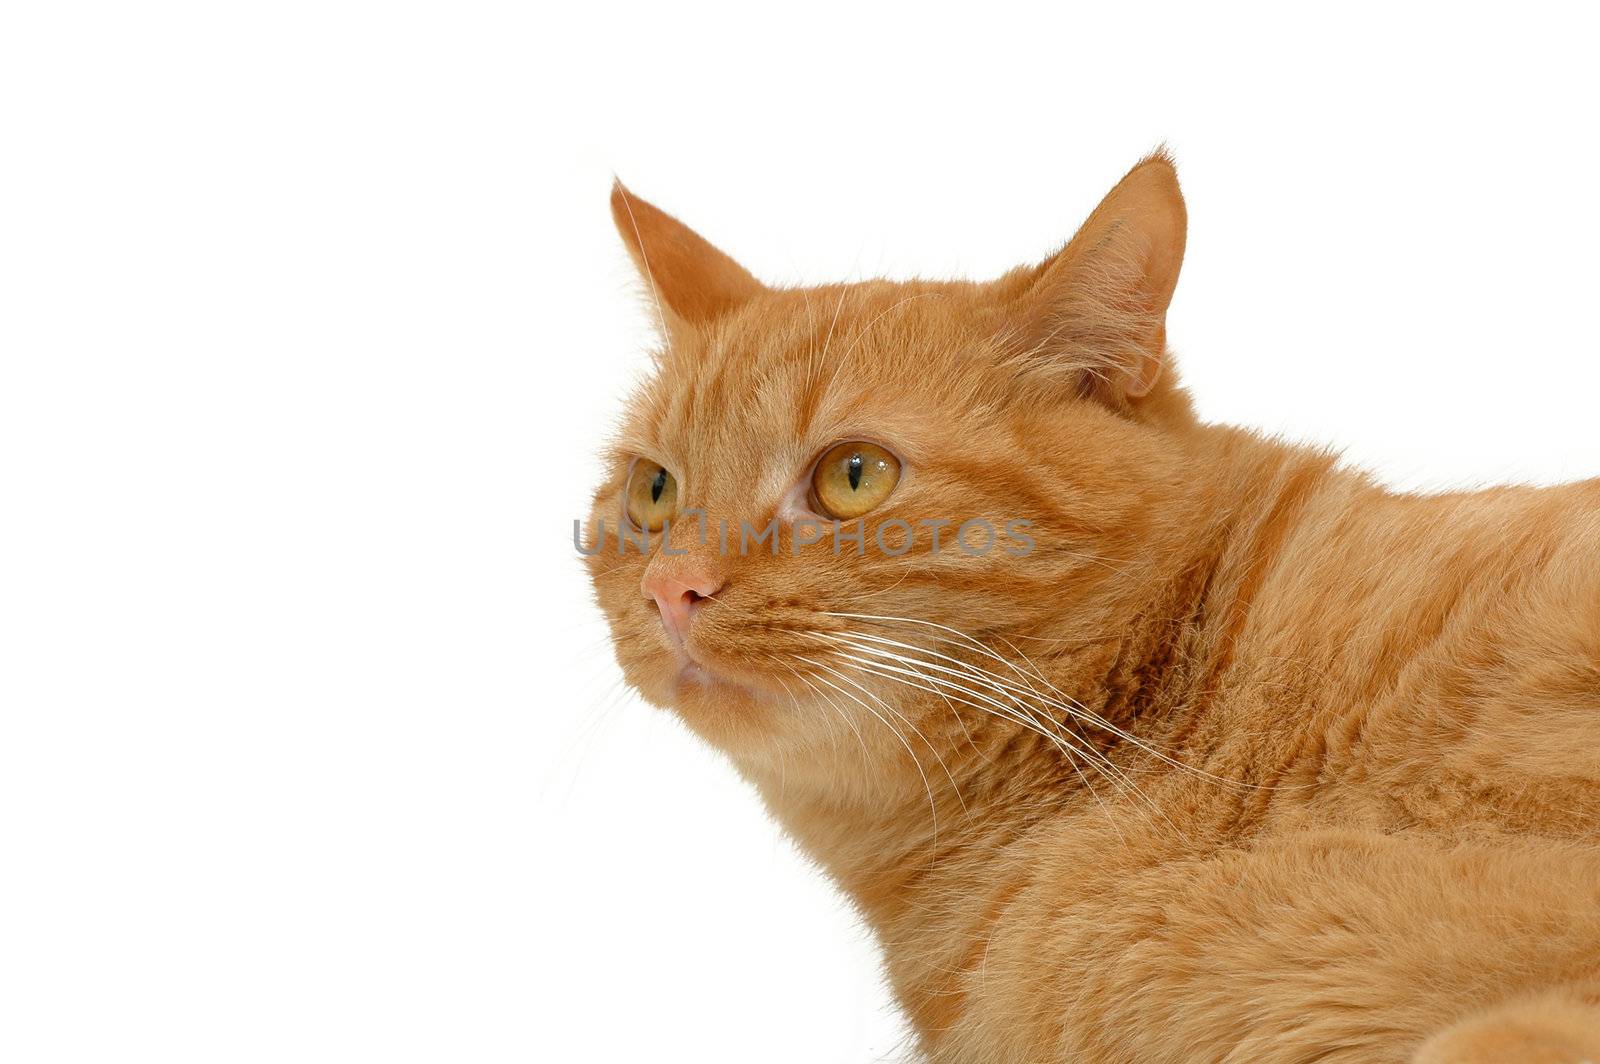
top-left (847, 453), bottom-right (863, 491)
top-left (650, 468), bottom-right (667, 503)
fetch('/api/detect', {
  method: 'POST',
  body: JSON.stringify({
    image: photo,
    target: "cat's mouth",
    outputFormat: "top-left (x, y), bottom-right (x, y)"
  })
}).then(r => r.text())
top-left (672, 648), bottom-right (753, 696)
top-left (662, 635), bottom-right (768, 702)
top-left (677, 658), bottom-right (729, 688)
top-left (629, 590), bottom-right (787, 708)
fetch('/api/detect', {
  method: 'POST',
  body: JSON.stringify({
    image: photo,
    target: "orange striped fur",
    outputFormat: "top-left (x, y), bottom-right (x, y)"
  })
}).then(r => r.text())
top-left (585, 154), bottom-right (1600, 1062)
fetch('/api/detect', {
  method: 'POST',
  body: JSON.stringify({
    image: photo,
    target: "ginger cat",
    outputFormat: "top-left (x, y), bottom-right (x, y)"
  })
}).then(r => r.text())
top-left (584, 153), bottom-right (1600, 1062)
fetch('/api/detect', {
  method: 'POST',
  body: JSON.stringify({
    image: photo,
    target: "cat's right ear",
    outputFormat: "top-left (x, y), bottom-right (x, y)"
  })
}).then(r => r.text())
top-left (995, 151), bottom-right (1187, 407)
top-left (610, 182), bottom-right (764, 338)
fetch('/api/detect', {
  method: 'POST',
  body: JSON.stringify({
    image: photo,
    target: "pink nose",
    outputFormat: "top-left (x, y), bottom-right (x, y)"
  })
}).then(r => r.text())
top-left (641, 568), bottom-right (724, 644)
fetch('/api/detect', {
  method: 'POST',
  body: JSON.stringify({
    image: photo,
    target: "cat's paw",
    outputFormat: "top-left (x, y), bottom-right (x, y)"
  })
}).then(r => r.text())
top-left (1413, 995), bottom-right (1600, 1064)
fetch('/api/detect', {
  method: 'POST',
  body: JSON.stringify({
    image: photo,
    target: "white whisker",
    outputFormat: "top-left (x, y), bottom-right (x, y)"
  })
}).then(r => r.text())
top-left (816, 645), bottom-right (1134, 845)
top-left (820, 611), bottom-right (1293, 793)
top-left (808, 657), bottom-right (969, 817)
top-left (795, 657), bottom-right (942, 840)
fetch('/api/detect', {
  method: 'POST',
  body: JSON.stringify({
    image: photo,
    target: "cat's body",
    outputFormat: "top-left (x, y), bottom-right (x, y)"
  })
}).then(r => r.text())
top-left (587, 155), bottom-right (1600, 1061)
top-left (771, 432), bottom-right (1600, 1062)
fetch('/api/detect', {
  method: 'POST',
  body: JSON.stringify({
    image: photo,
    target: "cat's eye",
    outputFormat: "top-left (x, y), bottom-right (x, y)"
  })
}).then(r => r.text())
top-left (625, 459), bottom-right (678, 532)
top-left (810, 441), bottom-right (901, 520)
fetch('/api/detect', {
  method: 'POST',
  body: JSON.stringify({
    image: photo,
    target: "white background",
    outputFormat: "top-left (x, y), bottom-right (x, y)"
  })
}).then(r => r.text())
top-left (3, 3), bottom-right (1598, 1062)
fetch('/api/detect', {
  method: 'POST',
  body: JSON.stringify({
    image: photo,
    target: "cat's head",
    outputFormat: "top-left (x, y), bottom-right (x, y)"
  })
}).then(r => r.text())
top-left (584, 154), bottom-right (1190, 783)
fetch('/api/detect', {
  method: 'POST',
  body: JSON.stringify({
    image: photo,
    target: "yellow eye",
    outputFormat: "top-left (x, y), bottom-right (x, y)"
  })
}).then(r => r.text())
top-left (811, 441), bottom-right (901, 520)
top-left (625, 459), bottom-right (678, 532)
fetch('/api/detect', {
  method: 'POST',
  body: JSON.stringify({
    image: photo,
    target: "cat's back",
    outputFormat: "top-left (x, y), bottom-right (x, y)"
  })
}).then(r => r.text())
top-left (1236, 472), bottom-right (1600, 840)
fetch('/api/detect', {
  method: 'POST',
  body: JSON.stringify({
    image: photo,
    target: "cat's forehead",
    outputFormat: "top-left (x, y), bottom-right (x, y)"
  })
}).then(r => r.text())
top-left (637, 281), bottom-right (986, 449)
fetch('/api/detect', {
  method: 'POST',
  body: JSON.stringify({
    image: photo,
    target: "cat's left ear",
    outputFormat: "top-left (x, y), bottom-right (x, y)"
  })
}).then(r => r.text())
top-left (1000, 150), bottom-right (1187, 402)
top-left (610, 181), bottom-right (764, 338)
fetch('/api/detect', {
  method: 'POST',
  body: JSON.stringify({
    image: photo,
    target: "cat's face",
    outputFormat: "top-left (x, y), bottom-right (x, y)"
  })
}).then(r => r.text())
top-left (584, 157), bottom-right (1188, 777)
